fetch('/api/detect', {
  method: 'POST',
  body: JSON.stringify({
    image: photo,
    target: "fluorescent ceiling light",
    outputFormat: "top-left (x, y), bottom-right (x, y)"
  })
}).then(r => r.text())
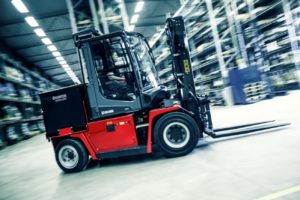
top-left (11, 0), bottom-right (29, 13)
top-left (67, 70), bottom-right (74, 74)
top-left (63, 67), bottom-right (72, 72)
top-left (68, 71), bottom-right (76, 76)
top-left (34, 28), bottom-right (46, 37)
top-left (25, 16), bottom-right (39, 27)
top-left (52, 51), bottom-right (61, 57)
top-left (130, 14), bottom-right (139, 24)
top-left (71, 76), bottom-right (81, 84)
top-left (127, 25), bottom-right (135, 32)
top-left (134, 1), bottom-right (144, 13)
top-left (72, 79), bottom-right (80, 84)
top-left (62, 64), bottom-right (70, 69)
top-left (68, 74), bottom-right (75, 78)
top-left (67, 70), bottom-right (75, 75)
top-left (69, 75), bottom-right (76, 79)
top-left (56, 56), bottom-right (64, 61)
top-left (65, 69), bottom-right (72, 73)
top-left (59, 60), bottom-right (67, 65)
top-left (41, 37), bottom-right (52, 45)
top-left (47, 45), bottom-right (57, 51)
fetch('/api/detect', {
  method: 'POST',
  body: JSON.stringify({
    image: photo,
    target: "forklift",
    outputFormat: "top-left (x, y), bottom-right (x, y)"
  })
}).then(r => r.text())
top-left (40, 16), bottom-right (289, 173)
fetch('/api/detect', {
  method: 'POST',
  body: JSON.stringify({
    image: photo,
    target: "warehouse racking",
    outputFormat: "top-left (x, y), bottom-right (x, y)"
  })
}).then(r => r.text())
top-left (0, 51), bottom-right (58, 149)
top-left (150, 0), bottom-right (300, 105)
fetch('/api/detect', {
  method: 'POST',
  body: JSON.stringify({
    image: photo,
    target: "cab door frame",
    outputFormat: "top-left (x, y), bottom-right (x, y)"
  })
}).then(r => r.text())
top-left (79, 33), bottom-right (143, 120)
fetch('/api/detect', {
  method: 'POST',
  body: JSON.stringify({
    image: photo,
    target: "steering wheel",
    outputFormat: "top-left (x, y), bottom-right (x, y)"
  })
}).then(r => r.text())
top-left (123, 72), bottom-right (135, 89)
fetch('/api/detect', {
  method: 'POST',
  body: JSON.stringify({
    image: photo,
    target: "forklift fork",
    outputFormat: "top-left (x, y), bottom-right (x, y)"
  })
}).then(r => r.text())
top-left (205, 120), bottom-right (290, 139)
top-left (199, 97), bottom-right (290, 139)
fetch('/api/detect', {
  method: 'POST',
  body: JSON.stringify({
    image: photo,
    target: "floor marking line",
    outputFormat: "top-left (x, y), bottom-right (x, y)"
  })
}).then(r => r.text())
top-left (255, 185), bottom-right (300, 200)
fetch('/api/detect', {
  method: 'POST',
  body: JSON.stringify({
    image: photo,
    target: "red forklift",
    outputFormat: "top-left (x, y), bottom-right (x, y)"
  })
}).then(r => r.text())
top-left (40, 17), bottom-right (288, 173)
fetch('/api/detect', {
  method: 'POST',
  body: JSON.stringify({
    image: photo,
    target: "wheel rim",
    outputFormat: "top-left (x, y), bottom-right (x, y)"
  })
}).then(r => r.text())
top-left (58, 145), bottom-right (79, 169)
top-left (163, 122), bottom-right (190, 149)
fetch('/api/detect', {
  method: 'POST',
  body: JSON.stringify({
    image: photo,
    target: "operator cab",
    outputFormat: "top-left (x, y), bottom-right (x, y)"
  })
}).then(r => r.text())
top-left (75, 31), bottom-right (170, 120)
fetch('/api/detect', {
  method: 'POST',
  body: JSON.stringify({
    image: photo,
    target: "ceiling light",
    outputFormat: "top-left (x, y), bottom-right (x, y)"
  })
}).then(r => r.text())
top-left (127, 25), bottom-right (135, 32)
top-left (71, 78), bottom-right (77, 82)
top-left (47, 45), bottom-right (57, 51)
top-left (25, 16), bottom-right (39, 27)
top-left (130, 14), bottom-right (139, 24)
top-left (64, 67), bottom-right (72, 71)
top-left (74, 80), bottom-right (81, 84)
top-left (11, 0), bottom-right (29, 13)
top-left (69, 71), bottom-right (76, 76)
top-left (41, 38), bottom-right (52, 45)
top-left (59, 60), bottom-right (67, 65)
top-left (68, 70), bottom-right (75, 75)
top-left (62, 64), bottom-right (70, 69)
top-left (134, 1), bottom-right (144, 13)
top-left (72, 76), bottom-right (81, 84)
top-left (65, 69), bottom-right (72, 73)
top-left (34, 28), bottom-right (46, 37)
top-left (52, 51), bottom-right (61, 57)
top-left (63, 67), bottom-right (72, 72)
top-left (69, 74), bottom-right (76, 79)
top-left (56, 56), bottom-right (64, 61)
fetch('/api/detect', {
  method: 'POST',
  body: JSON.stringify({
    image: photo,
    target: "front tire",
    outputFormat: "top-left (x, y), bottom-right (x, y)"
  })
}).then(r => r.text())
top-left (154, 112), bottom-right (200, 158)
top-left (55, 139), bottom-right (88, 173)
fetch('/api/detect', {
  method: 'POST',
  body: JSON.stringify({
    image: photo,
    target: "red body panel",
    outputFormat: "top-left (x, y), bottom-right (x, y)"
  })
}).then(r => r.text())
top-left (51, 105), bottom-right (182, 160)
top-left (51, 132), bottom-right (98, 160)
top-left (59, 127), bottom-right (72, 136)
top-left (146, 105), bottom-right (181, 153)
top-left (71, 133), bottom-right (97, 159)
top-left (85, 114), bottom-right (138, 153)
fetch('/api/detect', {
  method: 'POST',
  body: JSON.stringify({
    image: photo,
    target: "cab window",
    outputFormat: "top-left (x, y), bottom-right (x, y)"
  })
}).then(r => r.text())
top-left (91, 37), bottom-right (136, 101)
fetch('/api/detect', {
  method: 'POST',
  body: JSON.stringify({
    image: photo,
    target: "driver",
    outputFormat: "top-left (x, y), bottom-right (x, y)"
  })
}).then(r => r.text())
top-left (97, 43), bottom-right (133, 100)
top-left (105, 71), bottom-right (132, 100)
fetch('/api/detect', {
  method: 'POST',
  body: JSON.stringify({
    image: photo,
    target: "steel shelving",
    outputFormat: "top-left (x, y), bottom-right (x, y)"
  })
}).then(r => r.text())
top-left (152, 0), bottom-right (239, 104)
top-left (0, 51), bottom-right (54, 148)
top-left (149, 0), bottom-right (300, 106)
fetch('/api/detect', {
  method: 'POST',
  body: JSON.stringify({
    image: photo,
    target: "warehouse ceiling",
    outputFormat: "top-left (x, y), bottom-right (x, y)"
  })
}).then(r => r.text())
top-left (0, 0), bottom-right (180, 86)
top-left (124, 0), bottom-right (180, 37)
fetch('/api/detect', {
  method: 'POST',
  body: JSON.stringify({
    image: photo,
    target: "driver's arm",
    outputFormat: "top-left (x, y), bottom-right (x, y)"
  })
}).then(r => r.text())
top-left (107, 72), bottom-right (125, 81)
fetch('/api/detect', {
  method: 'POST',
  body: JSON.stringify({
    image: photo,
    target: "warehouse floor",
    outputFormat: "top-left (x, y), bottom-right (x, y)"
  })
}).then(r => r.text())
top-left (0, 91), bottom-right (300, 200)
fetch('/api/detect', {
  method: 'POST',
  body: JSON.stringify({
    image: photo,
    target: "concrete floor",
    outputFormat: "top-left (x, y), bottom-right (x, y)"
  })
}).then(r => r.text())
top-left (0, 91), bottom-right (300, 200)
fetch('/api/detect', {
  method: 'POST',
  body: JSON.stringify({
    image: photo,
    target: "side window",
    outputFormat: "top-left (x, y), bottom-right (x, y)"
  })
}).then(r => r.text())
top-left (91, 38), bottom-right (136, 101)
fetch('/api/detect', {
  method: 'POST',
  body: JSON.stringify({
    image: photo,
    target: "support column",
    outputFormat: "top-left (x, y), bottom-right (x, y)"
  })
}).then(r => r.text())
top-left (66, 0), bottom-right (78, 33)
top-left (89, 0), bottom-right (100, 32)
top-left (98, 0), bottom-right (109, 34)
top-left (66, 0), bottom-right (89, 83)
top-left (117, 0), bottom-right (130, 30)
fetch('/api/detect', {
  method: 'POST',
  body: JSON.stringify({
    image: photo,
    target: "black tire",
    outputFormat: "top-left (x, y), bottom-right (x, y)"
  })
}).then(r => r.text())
top-left (55, 139), bottom-right (88, 173)
top-left (153, 112), bottom-right (200, 158)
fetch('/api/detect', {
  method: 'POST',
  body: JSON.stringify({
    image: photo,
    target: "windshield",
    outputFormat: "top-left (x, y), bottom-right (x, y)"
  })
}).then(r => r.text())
top-left (128, 35), bottom-right (160, 91)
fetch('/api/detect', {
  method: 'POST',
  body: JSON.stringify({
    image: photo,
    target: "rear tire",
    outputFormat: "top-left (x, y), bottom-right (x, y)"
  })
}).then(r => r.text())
top-left (154, 112), bottom-right (199, 158)
top-left (55, 139), bottom-right (88, 173)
